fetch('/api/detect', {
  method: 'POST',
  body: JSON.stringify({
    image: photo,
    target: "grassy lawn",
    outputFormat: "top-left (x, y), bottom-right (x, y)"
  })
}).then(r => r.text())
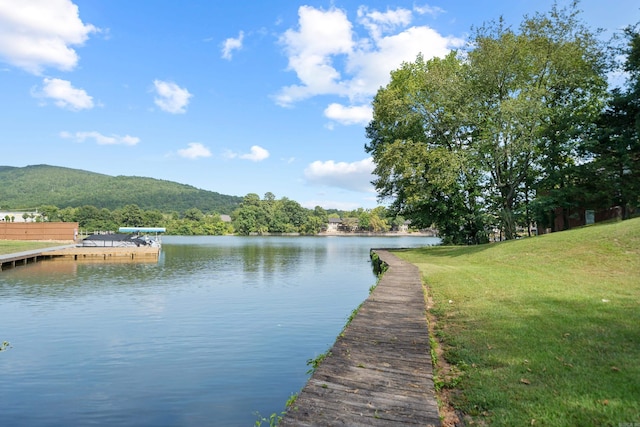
top-left (395, 218), bottom-right (640, 426)
top-left (0, 240), bottom-right (65, 255)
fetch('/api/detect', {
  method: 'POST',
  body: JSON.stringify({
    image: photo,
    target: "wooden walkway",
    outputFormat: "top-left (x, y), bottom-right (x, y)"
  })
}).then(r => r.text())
top-left (0, 244), bottom-right (75, 270)
top-left (0, 245), bottom-right (159, 270)
top-left (280, 249), bottom-right (440, 427)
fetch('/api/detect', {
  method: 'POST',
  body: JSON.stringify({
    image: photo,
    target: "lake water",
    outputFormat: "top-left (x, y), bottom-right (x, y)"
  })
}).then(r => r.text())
top-left (0, 235), bottom-right (439, 426)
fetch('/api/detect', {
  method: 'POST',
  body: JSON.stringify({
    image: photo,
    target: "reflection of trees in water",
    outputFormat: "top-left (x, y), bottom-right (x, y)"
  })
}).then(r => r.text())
top-left (1, 236), bottom-right (437, 298)
top-left (161, 239), bottom-right (328, 288)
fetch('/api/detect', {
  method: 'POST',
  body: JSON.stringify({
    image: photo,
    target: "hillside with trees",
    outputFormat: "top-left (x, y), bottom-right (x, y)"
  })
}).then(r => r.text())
top-left (0, 164), bottom-right (242, 214)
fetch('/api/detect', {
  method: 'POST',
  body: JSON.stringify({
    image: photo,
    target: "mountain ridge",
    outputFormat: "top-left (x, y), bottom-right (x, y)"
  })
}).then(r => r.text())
top-left (0, 164), bottom-right (242, 214)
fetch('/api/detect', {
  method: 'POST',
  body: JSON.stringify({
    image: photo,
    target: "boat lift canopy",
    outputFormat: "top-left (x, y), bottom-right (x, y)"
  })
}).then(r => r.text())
top-left (118, 227), bottom-right (166, 233)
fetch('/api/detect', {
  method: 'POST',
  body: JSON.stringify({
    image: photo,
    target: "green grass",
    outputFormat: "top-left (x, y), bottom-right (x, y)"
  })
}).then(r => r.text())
top-left (396, 218), bottom-right (640, 426)
top-left (0, 240), bottom-right (63, 255)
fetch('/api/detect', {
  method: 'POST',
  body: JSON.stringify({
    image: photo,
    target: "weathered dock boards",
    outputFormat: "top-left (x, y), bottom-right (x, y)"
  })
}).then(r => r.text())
top-left (0, 244), bottom-right (75, 270)
top-left (0, 246), bottom-right (159, 270)
top-left (46, 246), bottom-right (160, 261)
top-left (280, 249), bottom-right (440, 427)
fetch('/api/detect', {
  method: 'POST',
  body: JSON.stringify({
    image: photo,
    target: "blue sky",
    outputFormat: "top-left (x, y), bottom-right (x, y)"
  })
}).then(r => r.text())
top-left (1, 1), bottom-right (638, 210)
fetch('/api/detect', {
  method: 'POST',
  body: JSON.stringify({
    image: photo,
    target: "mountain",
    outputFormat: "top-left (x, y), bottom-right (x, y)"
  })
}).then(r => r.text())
top-left (0, 165), bottom-right (242, 214)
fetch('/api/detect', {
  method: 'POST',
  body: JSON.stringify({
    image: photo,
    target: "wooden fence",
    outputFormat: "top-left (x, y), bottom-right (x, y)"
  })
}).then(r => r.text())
top-left (0, 222), bottom-right (79, 241)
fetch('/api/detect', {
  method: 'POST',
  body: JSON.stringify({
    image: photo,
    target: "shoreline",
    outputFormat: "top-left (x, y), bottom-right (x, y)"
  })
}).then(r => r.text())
top-left (243, 231), bottom-right (439, 237)
top-left (318, 231), bottom-right (437, 237)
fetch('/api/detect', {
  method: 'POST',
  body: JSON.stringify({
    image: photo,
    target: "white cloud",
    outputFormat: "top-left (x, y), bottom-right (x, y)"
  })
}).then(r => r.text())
top-left (304, 157), bottom-right (375, 193)
top-left (33, 78), bottom-right (94, 110)
top-left (153, 80), bottom-right (192, 114)
top-left (414, 4), bottom-right (446, 18)
top-left (346, 26), bottom-right (463, 97)
top-left (240, 145), bottom-right (270, 162)
top-left (0, 0), bottom-right (98, 74)
top-left (221, 31), bottom-right (244, 60)
top-left (60, 131), bottom-right (139, 145)
top-left (276, 5), bottom-right (464, 113)
top-left (178, 142), bottom-right (212, 159)
top-left (357, 6), bottom-right (413, 40)
top-left (224, 145), bottom-right (270, 162)
top-left (324, 103), bottom-right (372, 125)
top-left (276, 5), bottom-right (354, 106)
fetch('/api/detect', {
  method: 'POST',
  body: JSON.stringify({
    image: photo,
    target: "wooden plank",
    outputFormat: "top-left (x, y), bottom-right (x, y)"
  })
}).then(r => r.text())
top-left (1, 245), bottom-right (159, 270)
top-left (46, 246), bottom-right (159, 258)
top-left (280, 249), bottom-right (441, 427)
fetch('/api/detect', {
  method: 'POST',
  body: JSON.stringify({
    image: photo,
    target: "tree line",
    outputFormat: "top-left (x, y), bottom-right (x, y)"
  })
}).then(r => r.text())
top-left (366, 3), bottom-right (640, 244)
top-left (33, 204), bottom-right (232, 235)
top-left (231, 192), bottom-right (409, 235)
top-left (33, 194), bottom-right (412, 236)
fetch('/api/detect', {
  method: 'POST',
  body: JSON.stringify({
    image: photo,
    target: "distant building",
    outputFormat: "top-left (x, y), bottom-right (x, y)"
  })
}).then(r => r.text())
top-left (326, 217), bottom-right (341, 232)
top-left (540, 205), bottom-right (624, 234)
top-left (324, 217), bottom-right (360, 233)
top-left (393, 220), bottom-right (411, 233)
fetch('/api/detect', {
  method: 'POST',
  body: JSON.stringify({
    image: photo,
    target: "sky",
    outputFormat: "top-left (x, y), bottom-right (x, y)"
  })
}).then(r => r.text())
top-left (1, 1), bottom-right (638, 210)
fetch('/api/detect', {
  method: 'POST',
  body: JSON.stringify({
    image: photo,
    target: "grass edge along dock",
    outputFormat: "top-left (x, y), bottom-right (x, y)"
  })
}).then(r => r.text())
top-left (395, 217), bottom-right (640, 426)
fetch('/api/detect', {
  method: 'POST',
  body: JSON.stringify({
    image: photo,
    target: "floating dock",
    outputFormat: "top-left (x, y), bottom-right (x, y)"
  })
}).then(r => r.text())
top-left (279, 249), bottom-right (440, 427)
top-left (0, 245), bottom-right (160, 271)
top-left (46, 246), bottom-right (160, 261)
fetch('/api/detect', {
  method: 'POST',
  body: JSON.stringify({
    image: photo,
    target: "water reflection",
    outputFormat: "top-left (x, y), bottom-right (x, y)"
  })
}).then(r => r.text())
top-left (0, 235), bottom-right (439, 426)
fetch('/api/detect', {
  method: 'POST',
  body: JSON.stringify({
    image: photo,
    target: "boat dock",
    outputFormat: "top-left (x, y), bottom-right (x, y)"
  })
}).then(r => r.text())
top-left (46, 246), bottom-right (160, 260)
top-left (279, 249), bottom-right (441, 427)
top-left (0, 245), bottom-right (73, 270)
top-left (0, 245), bottom-right (160, 271)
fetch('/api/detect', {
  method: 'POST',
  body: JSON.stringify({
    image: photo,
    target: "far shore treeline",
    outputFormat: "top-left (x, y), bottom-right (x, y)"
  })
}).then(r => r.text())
top-left (2, 195), bottom-right (412, 237)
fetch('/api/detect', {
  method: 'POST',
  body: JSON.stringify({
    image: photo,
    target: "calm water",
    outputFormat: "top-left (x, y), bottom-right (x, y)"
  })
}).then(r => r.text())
top-left (0, 235), bottom-right (439, 426)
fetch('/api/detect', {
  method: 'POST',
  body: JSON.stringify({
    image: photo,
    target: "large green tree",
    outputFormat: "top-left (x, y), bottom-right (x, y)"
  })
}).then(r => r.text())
top-left (232, 193), bottom-right (270, 235)
top-left (366, 2), bottom-right (608, 243)
top-left (366, 52), bottom-right (487, 244)
top-left (232, 193), bottom-right (318, 235)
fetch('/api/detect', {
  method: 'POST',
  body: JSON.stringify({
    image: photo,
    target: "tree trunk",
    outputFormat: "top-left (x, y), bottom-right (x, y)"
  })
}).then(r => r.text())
top-left (501, 206), bottom-right (516, 240)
